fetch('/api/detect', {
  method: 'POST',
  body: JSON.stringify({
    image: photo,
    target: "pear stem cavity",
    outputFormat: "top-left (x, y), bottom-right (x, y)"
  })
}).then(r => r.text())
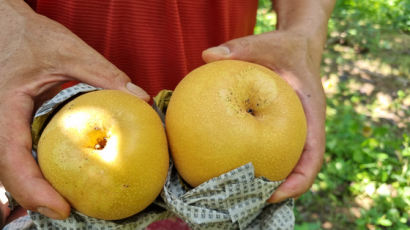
top-left (247, 108), bottom-right (255, 116)
top-left (95, 137), bottom-right (107, 150)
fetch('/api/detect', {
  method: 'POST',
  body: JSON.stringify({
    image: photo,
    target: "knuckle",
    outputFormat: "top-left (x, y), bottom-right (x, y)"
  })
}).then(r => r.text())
top-left (238, 38), bottom-right (251, 50)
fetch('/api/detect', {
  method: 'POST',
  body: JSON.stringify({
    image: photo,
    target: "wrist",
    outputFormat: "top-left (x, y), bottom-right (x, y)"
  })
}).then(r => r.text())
top-left (276, 18), bottom-right (328, 56)
top-left (282, 27), bottom-right (327, 64)
top-left (273, 0), bottom-right (335, 62)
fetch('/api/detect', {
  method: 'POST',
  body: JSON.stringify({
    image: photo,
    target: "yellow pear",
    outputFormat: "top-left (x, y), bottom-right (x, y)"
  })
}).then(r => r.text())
top-left (165, 60), bottom-right (306, 187)
top-left (38, 90), bottom-right (169, 220)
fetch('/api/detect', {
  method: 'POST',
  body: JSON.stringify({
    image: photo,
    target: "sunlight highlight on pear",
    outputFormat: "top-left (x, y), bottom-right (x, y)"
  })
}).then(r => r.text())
top-left (95, 133), bottom-right (119, 163)
top-left (59, 107), bottom-right (119, 163)
top-left (61, 110), bottom-right (91, 131)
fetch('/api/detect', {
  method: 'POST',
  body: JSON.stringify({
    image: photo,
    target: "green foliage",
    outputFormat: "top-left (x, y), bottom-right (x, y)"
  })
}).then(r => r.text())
top-left (329, 0), bottom-right (410, 54)
top-left (255, 0), bottom-right (410, 229)
top-left (317, 81), bottom-right (410, 229)
top-left (332, 0), bottom-right (410, 33)
top-left (254, 0), bottom-right (275, 34)
top-left (293, 76), bottom-right (410, 229)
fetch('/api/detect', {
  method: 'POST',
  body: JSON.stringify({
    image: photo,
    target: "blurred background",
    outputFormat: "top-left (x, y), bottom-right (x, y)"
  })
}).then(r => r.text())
top-left (255, 0), bottom-right (409, 229)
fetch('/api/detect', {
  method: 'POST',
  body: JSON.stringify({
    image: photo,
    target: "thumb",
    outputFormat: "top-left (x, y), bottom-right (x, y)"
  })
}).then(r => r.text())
top-left (202, 35), bottom-right (265, 64)
top-left (56, 37), bottom-right (150, 101)
top-left (202, 46), bottom-right (231, 63)
top-left (64, 53), bottom-right (150, 101)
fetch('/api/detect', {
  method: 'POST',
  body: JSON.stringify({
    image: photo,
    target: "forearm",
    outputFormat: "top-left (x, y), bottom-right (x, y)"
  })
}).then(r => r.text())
top-left (273, 0), bottom-right (336, 64)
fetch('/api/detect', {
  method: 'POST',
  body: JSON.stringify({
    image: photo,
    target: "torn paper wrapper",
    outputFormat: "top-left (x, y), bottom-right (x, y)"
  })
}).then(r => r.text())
top-left (161, 162), bottom-right (294, 230)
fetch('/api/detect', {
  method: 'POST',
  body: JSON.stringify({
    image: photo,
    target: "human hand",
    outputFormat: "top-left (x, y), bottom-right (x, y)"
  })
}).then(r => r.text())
top-left (202, 30), bottom-right (327, 203)
top-left (0, 0), bottom-right (149, 220)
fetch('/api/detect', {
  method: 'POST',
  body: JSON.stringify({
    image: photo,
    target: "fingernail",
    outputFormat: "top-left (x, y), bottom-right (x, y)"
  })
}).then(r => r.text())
top-left (126, 82), bottom-right (150, 100)
top-left (37, 207), bottom-right (64, 219)
top-left (268, 191), bottom-right (287, 203)
top-left (204, 46), bottom-right (230, 57)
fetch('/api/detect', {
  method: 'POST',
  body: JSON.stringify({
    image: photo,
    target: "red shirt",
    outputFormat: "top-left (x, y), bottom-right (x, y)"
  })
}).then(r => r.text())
top-left (29, 0), bottom-right (258, 96)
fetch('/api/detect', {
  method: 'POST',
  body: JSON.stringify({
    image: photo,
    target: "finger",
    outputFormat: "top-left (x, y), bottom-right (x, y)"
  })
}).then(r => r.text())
top-left (202, 33), bottom-right (277, 68)
top-left (202, 45), bottom-right (232, 63)
top-left (1, 153), bottom-right (70, 220)
top-left (202, 36), bottom-right (257, 63)
top-left (0, 100), bottom-right (71, 219)
top-left (268, 92), bottom-right (326, 203)
top-left (65, 52), bottom-right (150, 101)
top-left (267, 146), bottom-right (322, 203)
top-left (55, 34), bottom-right (150, 101)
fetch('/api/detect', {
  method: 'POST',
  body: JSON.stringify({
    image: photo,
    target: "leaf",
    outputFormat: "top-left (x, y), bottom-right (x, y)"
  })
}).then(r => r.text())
top-left (377, 216), bottom-right (393, 226)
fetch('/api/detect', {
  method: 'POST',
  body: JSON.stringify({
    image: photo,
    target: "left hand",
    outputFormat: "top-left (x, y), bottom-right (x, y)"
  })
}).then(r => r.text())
top-left (202, 30), bottom-right (326, 203)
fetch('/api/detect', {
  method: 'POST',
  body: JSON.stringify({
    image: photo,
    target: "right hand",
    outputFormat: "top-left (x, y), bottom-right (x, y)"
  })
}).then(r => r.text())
top-left (0, 0), bottom-right (149, 220)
